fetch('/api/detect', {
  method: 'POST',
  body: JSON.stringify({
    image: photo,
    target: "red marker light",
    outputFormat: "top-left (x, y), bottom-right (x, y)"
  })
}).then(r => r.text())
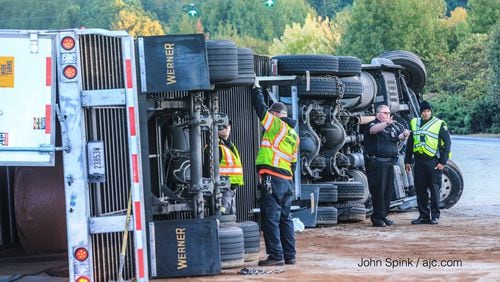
top-left (74, 247), bottom-right (88, 261)
top-left (61, 36), bottom-right (75, 50)
top-left (63, 65), bottom-right (77, 79)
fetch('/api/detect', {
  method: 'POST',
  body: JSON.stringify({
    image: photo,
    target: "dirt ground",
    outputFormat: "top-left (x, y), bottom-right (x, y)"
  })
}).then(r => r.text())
top-left (166, 204), bottom-right (500, 282)
top-left (2, 205), bottom-right (499, 282)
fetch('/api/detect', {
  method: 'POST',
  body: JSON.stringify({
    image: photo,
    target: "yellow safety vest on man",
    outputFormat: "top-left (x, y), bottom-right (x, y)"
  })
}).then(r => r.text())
top-left (256, 111), bottom-right (299, 179)
top-left (410, 117), bottom-right (450, 158)
top-left (219, 141), bottom-right (244, 186)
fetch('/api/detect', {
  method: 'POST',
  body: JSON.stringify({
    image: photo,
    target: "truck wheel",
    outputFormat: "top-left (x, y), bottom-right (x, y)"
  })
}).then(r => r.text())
top-left (279, 76), bottom-right (342, 98)
top-left (339, 76), bottom-right (364, 99)
top-left (334, 181), bottom-right (367, 201)
top-left (217, 48), bottom-right (255, 86)
top-left (237, 221), bottom-right (260, 261)
top-left (346, 169), bottom-right (370, 204)
top-left (334, 202), bottom-right (367, 222)
top-left (206, 40), bottom-right (238, 83)
top-left (318, 183), bottom-right (338, 203)
top-left (341, 71), bottom-right (376, 110)
top-left (219, 225), bottom-right (245, 269)
top-left (337, 56), bottom-right (362, 76)
top-left (439, 160), bottom-right (463, 209)
top-left (272, 54), bottom-right (339, 75)
top-left (316, 206), bottom-right (338, 225)
top-left (378, 50), bottom-right (427, 94)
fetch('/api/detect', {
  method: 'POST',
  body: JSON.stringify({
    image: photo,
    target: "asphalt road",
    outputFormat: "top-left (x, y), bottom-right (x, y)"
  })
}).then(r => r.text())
top-left (450, 135), bottom-right (500, 207)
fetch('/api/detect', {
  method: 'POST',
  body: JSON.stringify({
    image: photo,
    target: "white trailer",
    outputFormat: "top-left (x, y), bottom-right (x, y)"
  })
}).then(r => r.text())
top-left (0, 29), bottom-right (148, 282)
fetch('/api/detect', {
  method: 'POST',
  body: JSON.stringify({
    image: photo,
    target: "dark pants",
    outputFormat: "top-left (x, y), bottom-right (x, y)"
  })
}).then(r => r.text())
top-left (366, 158), bottom-right (395, 223)
top-left (221, 185), bottom-right (238, 215)
top-left (414, 158), bottom-right (442, 220)
top-left (260, 175), bottom-right (295, 261)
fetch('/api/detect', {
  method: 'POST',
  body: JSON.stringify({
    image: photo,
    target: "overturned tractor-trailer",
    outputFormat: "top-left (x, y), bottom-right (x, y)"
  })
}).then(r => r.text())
top-left (0, 28), bottom-right (463, 281)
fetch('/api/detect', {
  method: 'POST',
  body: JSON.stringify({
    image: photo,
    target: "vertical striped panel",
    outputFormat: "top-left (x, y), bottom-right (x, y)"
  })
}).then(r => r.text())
top-left (80, 33), bottom-right (135, 282)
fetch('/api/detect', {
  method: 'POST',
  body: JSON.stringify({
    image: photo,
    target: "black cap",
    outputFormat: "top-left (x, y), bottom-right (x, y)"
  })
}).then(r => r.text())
top-left (419, 101), bottom-right (432, 113)
top-left (269, 102), bottom-right (287, 115)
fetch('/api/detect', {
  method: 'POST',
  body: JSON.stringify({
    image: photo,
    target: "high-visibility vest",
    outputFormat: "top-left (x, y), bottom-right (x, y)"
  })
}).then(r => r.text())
top-left (410, 117), bottom-right (450, 158)
top-left (219, 141), bottom-right (244, 185)
top-left (256, 111), bottom-right (299, 176)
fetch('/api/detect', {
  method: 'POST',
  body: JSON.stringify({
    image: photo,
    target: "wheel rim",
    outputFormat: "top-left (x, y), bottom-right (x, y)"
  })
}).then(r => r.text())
top-left (440, 173), bottom-right (452, 200)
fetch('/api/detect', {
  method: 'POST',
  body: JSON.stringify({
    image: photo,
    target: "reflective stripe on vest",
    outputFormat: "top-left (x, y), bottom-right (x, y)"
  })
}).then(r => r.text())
top-left (256, 111), bottom-right (299, 174)
top-left (410, 117), bottom-right (443, 157)
top-left (219, 142), bottom-right (244, 185)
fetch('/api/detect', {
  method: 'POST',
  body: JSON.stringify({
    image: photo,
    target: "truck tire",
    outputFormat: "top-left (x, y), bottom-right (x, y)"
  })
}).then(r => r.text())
top-left (337, 56), bottom-right (362, 76)
top-left (219, 225), bottom-right (245, 269)
top-left (334, 181), bottom-right (367, 201)
top-left (217, 48), bottom-right (255, 86)
top-left (318, 184), bottom-right (338, 203)
top-left (206, 40), bottom-right (238, 83)
top-left (316, 206), bottom-right (338, 225)
top-left (341, 71), bottom-right (376, 110)
top-left (378, 50), bottom-right (426, 94)
top-left (439, 160), bottom-right (463, 209)
top-left (237, 221), bottom-right (260, 262)
top-left (339, 76), bottom-right (364, 99)
top-left (272, 54), bottom-right (339, 75)
top-left (279, 76), bottom-right (342, 98)
top-left (346, 169), bottom-right (370, 204)
top-left (334, 202), bottom-right (367, 222)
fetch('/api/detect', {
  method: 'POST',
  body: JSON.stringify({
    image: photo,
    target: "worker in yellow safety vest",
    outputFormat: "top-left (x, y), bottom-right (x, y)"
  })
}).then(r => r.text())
top-left (252, 77), bottom-right (299, 267)
top-left (218, 119), bottom-right (244, 215)
top-left (405, 101), bottom-right (451, 225)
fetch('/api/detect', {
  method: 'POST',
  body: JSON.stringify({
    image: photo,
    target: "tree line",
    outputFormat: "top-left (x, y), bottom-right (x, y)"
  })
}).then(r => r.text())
top-left (0, 0), bottom-right (498, 134)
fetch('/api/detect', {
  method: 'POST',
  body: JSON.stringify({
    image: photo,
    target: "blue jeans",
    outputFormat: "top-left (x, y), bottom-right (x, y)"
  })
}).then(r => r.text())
top-left (260, 175), bottom-right (296, 261)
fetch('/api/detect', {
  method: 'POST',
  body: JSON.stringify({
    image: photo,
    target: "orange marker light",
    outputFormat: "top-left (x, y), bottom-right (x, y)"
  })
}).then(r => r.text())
top-left (63, 65), bottom-right (77, 79)
top-left (61, 36), bottom-right (75, 50)
top-left (74, 247), bottom-right (89, 261)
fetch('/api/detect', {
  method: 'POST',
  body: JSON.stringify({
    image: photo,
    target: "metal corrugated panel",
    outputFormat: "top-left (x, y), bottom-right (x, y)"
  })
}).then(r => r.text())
top-left (79, 34), bottom-right (124, 90)
top-left (218, 86), bottom-right (261, 222)
top-left (80, 34), bottom-right (135, 282)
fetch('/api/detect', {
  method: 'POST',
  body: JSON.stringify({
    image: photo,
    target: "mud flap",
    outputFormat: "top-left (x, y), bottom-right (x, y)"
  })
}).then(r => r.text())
top-left (149, 218), bottom-right (221, 278)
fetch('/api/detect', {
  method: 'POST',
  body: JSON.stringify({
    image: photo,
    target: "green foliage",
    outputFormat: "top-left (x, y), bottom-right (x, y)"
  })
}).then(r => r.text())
top-left (427, 33), bottom-right (493, 134)
top-left (336, 0), bottom-right (448, 62)
top-left (306, 0), bottom-right (353, 19)
top-left (199, 0), bottom-right (314, 42)
top-left (427, 34), bottom-right (489, 94)
top-left (0, 0), bottom-right (76, 29)
top-left (467, 0), bottom-right (500, 34)
top-left (444, 0), bottom-right (468, 15)
top-left (268, 14), bottom-right (340, 55)
top-left (469, 99), bottom-right (500, 133)
top-left (487, 23), bottom-right (500, 100)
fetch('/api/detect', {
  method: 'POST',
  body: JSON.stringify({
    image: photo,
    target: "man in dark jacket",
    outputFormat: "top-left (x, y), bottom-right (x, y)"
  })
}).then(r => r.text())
top-left (405, 101), bottom-right (451, 225)
top-left (252, 79), bottom-right (299, 266)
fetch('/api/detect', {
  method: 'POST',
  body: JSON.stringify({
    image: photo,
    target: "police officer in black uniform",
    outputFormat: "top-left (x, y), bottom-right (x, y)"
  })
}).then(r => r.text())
top-left (364, 105), bottom-right (410, 227)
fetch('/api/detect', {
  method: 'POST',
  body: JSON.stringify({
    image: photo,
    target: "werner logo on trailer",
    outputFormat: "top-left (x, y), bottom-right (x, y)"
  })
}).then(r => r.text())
top-left (137, 34), bottom-right (211, 93)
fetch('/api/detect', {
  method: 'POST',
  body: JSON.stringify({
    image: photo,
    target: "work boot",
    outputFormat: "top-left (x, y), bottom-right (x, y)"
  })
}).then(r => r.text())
top-left (430, 218), bottom-right (439, 225)
top-left (382, 218), bottom-right (394, 226)
top-left (285, 259), bottom-right (296, 265)
top-left (411, 218), bottom-right (430, 224)
top-left (371, 220), bottom-right (386, 227)
top-left (258, 257), bottom-right (284, 266)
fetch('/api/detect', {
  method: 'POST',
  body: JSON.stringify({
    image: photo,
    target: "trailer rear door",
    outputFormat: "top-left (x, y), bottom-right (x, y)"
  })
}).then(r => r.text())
top-left (0, 31), bottom-right (56, 166)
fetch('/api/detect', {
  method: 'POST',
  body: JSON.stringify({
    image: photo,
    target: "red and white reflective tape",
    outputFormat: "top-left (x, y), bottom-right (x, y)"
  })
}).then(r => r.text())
top-left (125, 52), bottom-right (146, 280)
top-left (45, 57), bottom-right (52, 134)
